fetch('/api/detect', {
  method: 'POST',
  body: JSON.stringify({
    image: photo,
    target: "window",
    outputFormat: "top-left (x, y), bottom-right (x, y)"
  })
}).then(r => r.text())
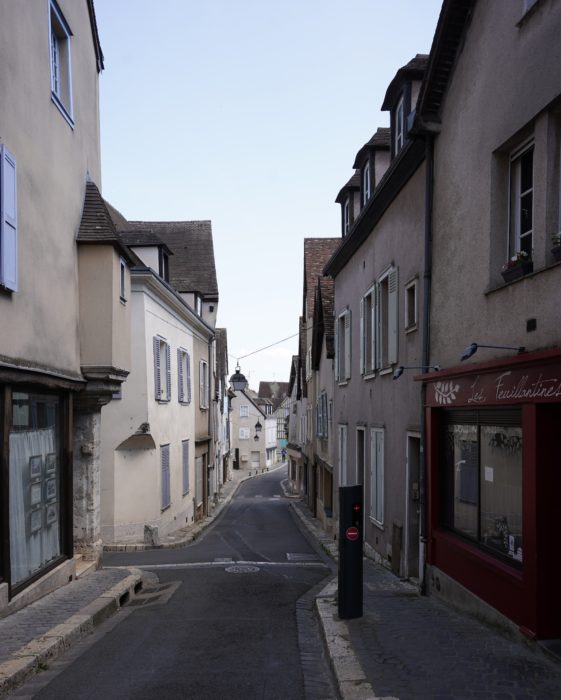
top-left (370, 429), bottom-right (384, 525)
top-left (335, 309), bottom-right (351, 383)
top-left (177, 348), bottom-right (191, 404)
top-left (199, 360), bottom-right (209, 409)
top-left (443, 410), bottom-right (523, 565)
top-left (338, 425), bottom-right (348, 486)
top-left (360, 286), bottom-right (376, 375)
top-left (0, 145), bottom-right (17, 291)
top-left (343, 198), bottom-right (350, 236)
top-left (240, 405), bottom-right (249, 418)
top-left (362, 162), bottom-right (371, 207)
top-left (239, 427), bottom-right (250, 440)
top-left (395, 96), bottom-right (404, 154)
top-left (119, 258), bottom-right (127, 302)
top-left (158, 248), bottom-right (169, 282)
top-left (377, 267), bottom-right (398, 369)
top-left (316, 392), bottom-right (328, 439)
top-left (509, 141), bottom-right (534, 258)
top-left (153, 336), bottom-right (171, 402)
top-left (49, 0), bottom-right (73, 124)
top-left (305, 346), bottom-right (312, 381)
top-left (161, 444), bottom-right (171, 510)
top-left (195, 295), bottom-right (203, 317)
top-left (404, 279), bottom-right (417, 331)
top-left (182, 439), bottom-right (190, 495)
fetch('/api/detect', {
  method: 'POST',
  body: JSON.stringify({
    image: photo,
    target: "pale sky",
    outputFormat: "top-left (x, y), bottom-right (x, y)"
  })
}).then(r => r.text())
top-left (94, 0), bottom-right (443, 391)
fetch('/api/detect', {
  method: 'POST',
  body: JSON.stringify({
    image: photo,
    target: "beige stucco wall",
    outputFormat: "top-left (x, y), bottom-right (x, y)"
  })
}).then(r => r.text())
top-left (333, 162), bottom-right (425, 571)
top-left (430, 0), bottom-right (561, 369)
top-left (0, 0), bottom-right (101, 376)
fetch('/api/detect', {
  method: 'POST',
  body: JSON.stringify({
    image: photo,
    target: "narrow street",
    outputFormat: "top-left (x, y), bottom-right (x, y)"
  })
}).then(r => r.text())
top-left (12, 469), bottom-right (338, 700)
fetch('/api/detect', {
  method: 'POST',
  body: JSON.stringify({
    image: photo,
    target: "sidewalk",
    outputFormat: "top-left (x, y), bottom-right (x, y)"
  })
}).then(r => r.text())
top-left (291, 499), bottom-right (561, 700)
top-left (0, 465), bottom-right (276, 697)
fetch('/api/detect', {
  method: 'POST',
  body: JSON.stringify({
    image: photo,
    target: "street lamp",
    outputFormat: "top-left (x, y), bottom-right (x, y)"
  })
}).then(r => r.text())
top-left (254, 419), bottom-right (262, 433)
top-left (254, 433), bottom-right (259, 442)
top-left (229, 363), bottom-right (248, 391)
top-left (460, 343), bottom-right (525, 362)
top-left (392, 365), bottom-right (440, 380)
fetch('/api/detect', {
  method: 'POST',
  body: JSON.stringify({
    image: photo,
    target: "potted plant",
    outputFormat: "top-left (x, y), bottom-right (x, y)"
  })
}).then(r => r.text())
top-left (501, 250), bottom-right (533, 282)
top-left (551, 233), bottom-right (561, 262)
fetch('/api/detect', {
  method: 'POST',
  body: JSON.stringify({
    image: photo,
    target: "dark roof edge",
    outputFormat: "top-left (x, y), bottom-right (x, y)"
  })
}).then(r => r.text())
top-left (87, 0), bottom-right (104, 71)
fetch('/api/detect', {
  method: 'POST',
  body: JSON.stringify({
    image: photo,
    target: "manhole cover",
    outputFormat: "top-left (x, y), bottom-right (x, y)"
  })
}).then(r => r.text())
top-left (225, 565), bottom-right (260, 573)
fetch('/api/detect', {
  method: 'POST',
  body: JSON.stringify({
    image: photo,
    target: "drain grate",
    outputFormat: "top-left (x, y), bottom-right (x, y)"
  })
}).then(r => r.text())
top-left (225, 565), bottom-right (260, 574)
top-left (286, 552), bottom-right (321, 562)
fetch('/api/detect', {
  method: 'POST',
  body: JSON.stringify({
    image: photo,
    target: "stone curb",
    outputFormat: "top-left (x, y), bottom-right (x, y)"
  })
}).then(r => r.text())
top-left (0, 568), bottom-right (143, 698)
top-left (103, 464), bottom-right (288, 552)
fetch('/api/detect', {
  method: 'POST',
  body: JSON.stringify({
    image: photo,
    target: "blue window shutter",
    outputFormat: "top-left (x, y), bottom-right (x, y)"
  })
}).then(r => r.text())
top-left (177, 349), bottom-right (184, 403)
top-left (153, 337), bottom-right (161, 400)
top-left (0, 146), bottom-right (18, 291)
top-left (166, 342), bottom-right (172, 401)
top-left (186, 352), bottom-right (191, 404)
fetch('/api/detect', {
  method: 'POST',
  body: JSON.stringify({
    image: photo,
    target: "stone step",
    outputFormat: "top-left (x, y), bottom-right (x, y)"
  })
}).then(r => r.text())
top-left (75, 557), bottom-right (96, 580)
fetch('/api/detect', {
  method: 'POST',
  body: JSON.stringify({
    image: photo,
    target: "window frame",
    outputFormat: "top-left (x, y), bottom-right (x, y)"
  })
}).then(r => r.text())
top-left (177, 348), bottom-right (191, 404)
top-left (404, 278), bottom-right (418, 332)
top-left (508, 139), bottom-right (534, 259)
top-left (369, 428), bottom-right (384, 527)
top-left (376, 266), bottom-right (398, 370)
top-left (239, 427), bottom-right (250, 440)
top-left (360, 285), bottom-right (377, 377)
top-left (338, 424), bottom-right (348, 486)
top-left (153, 336), bottom-right (172, 402)
top-left (362, 161), bottom-right (371, 207)
top-left (119, 257), bottom-right (127, 302)
top-left (0, 145), bottom-right (17, 292)
top-left (343, 198), bottom-right (350, 236)
top-left (335, 309), bottom-right (351, 384)
top-left (182, 439), bottom-right (190, 496)
top-left (395, 95), bottom-right (404, 155)
top-left (161, 443), bottom-right (171, 511)
top-left (199, 359), bottom-right (209, 410)
top-left (240, 405), bottom-right (249, 418)
top-left (49, 0), bottom-right (74, 126)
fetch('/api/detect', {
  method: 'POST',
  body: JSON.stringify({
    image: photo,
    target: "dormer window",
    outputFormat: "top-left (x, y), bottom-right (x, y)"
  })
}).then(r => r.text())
top-left (158, 248), bottom-right (169, 282)
top-left (343, 198), bottom-right (350, 236)
top-left (362, 162), bottom-right (371, 207)
top-left (195, 295), bottom-right (203, 316)
top-left (395, 95), bottom-right (404, 154)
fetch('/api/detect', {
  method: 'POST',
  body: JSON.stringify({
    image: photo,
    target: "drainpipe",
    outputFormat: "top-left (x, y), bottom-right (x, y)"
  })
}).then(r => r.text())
top-left (419, 133), bottom-right (434, 595)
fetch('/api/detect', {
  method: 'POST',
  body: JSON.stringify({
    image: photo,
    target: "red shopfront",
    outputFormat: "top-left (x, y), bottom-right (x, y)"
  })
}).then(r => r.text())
top-left (424, 348), bottom-right (561, 640)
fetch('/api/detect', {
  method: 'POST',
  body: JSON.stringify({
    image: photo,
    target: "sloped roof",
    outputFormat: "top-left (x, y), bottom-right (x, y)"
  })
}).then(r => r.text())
top-left (303, 238), bottom-right (340, 321)
top-left (258, 381), bottom-right (289, 411)
top-left (77, 181), bottom-right (137, 264)
top-left (87, 0), bottom-right (104, 72)
top-left (335, 171), bottom-right (361, 204)
top-left (110, 218), bottom-right (218, 299)
top-left (353, 128), bottom-right (391, 168)
top-left (119, 231), bottom-right (173, 255)
top-left (381, 54), bottom-right (429, 110)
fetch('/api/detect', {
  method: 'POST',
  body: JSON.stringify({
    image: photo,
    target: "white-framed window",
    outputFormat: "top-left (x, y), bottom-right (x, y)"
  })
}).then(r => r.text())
top-left (362, 161), bottom-right (371, 207)
top-left (316, 392), bottom-right (329, 439)
top-left (182, 439), bottom-right (190, 496)
top-left (338, 424), bottom-right (348, 486)
top-left (377, 267), bottom-right (398, 369)
top-left (161, 444), bottom-right (171, 510)
top-left (158, 248), bottom-right (169, 282)
top-left (240, 405), bottom-right (249, 418)
top-left (395, 95), bottom-right (404, 154)
top-left (0, 145), bottom-right (17, 292)
top-left (119, 257), bottom-right (127, 302)
top-left (305, 346), bottom-right (312, 381)
top-left (199, 359), bottom-right (209, 409)
top-left (177, 348), bottom-right (192, 404)
top-left (404, 278), bottom-right (418, 331)
top-left (153, 336), bottom-right (171, 402)
top-left (369, 428), bottom-right (384, 525)
top-left (195, 295), bottom-right (203, 317)
top-left (343, 198), bottom-right (350, 235)
top-left (360, 285), bottom-right (377, 376)
top-left (508, 141), bottom-right (534, 259)
top-left (239, 427), bottom-right (250, 440)
top-left (335, 309), bottom-right (351, 383)
top-left (49, 0), bottom-right (73, 125)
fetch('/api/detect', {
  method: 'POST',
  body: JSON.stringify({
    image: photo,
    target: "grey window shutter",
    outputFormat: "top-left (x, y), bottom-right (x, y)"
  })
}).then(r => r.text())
top-left (186, 352), bottom-right (192, 404)
top-left (359, 298), bottom-right (364, 375)
top-left (334, 317), bottom-right (339, 382)
top-left (344, 310), bottom-right (351, 380)
top-left (200, 361), bottom-right (205, 407)
top-left (0, 146), bottom-right (18, 291)
top-left (153, 337), bottom-right (161, 400)
top-left (161, 444), bottom-right (170, 509)
top-left (388, 268), bottom-right (398, 365)
top-left (374, 285), bottom-right (381, 370)
top-left (182, 439), bottom-right (189, 494)
top-left (166, 342), bottom-right (172, 401)
top-left (178, 349), bottom-right (184, 402)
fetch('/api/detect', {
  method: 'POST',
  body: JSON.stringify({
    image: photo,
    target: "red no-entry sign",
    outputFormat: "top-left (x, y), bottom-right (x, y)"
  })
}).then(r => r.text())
top-left (345, 526), bottom-right (359, 542)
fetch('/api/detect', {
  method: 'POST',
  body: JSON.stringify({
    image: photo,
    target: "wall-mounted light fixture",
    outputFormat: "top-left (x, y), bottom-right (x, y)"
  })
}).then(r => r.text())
top-left (254, 433), bottom-right (259, 442)
top-left (392, 365), bottom-right (440, 380)
top-left (254, 419), bottom-right (262, 433)
top-left (460, 343), bottom-right (525, 362)
top-left (229, 363), bottom-right (248, 391)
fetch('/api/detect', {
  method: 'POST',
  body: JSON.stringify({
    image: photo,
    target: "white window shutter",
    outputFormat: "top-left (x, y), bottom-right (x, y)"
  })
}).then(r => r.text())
top-left (166, 342), bottom-right (172, 400)
top-left (186, 352), bottom-right (192, 403)
top-left (0, 146), bottom-right (18, 291)
top-left (377, 431), bottom-right (384, 523)
top-left (359, 298), bottom-right (364, 376)
top-left (177, 349), bottom-right (184, 402)
top-left (388, 268), bottom-right (398, 364)
top-left (200, 361), bottom-right (205, 407)
top-left (334, 317), bottom-right (339, 382)
top-left (153, 337), bottom-right (161, 400)
top-left (374, 284), bottom-right (381, 370)
top-left (344, 310), bottom-right (351, 380)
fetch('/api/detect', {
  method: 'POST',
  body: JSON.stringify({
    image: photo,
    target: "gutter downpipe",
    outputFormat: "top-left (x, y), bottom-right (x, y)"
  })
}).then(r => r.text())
top-left (419, 132), bottom-right (434, 596)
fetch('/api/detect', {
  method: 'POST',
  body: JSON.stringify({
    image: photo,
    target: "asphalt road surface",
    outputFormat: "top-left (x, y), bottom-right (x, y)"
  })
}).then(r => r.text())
top-left (15, 468), bottom-right (338, 700)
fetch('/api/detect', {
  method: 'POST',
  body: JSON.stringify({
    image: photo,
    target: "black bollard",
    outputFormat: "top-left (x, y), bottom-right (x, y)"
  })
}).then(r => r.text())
top-left (338, 484), bottom-right (363, 619)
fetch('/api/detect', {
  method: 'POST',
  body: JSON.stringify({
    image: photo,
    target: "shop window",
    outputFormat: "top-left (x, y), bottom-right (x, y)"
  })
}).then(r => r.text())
top-left (443, 410), bottom-right (523, 565)
top-left (9, 391), bottom-right (62, 587)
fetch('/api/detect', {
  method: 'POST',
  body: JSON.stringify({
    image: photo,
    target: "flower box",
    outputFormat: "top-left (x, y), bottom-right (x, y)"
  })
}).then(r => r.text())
top-left (501, 260), bottom-right (533, 282)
